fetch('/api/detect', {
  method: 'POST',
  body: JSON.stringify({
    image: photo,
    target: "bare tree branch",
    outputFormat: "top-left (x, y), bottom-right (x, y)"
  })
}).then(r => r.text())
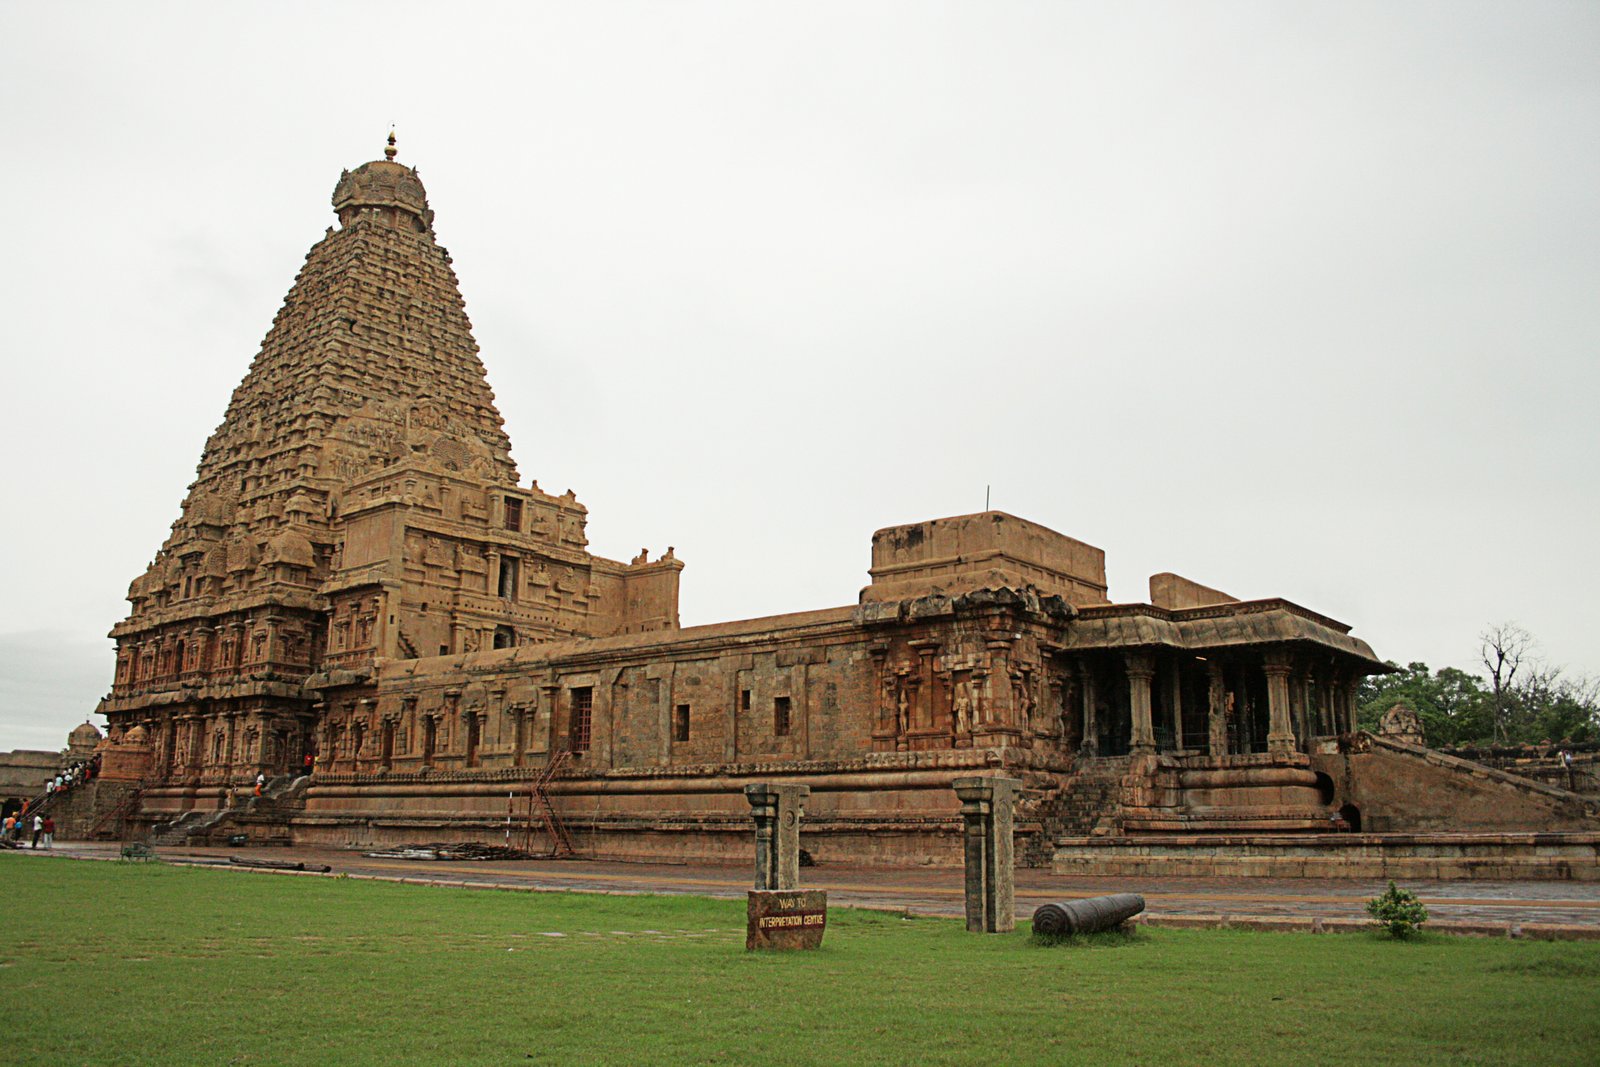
top-left (1480, 622), bottom-right (1534, 744)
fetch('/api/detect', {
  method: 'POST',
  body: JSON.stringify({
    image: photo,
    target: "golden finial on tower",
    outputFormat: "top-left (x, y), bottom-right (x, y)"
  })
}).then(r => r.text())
top-left (384, 127), bottom-right (398, 161)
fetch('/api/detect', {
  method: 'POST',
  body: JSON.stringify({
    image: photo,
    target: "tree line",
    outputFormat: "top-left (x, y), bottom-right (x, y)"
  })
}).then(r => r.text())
top-left (1356, 623), bottom-right (1599, 748)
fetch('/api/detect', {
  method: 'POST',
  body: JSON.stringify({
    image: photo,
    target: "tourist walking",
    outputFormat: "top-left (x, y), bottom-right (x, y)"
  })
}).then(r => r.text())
top-left (254, 772), bottom-right (265, 798)
top-left (41, 816), bottom-right (54, 850)
top-left (31, 814), bottom-right (43, 848)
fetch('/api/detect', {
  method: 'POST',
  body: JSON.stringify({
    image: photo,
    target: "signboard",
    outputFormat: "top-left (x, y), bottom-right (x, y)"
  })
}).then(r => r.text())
top-left (746, 889), bottom-right (828, 951)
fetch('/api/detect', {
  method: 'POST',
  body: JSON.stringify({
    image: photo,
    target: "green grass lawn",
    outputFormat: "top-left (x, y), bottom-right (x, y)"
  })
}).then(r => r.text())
top-left (4, 857), bottom-right (1599, 1066)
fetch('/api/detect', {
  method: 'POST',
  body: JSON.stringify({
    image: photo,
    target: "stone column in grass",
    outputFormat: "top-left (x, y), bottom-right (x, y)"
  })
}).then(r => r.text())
top-left (953, 775), bottom-right (1021, 933)
top-left (744, 782), bottom-right (810, 890)
top-left (744, 782), bottom-right (826, 951)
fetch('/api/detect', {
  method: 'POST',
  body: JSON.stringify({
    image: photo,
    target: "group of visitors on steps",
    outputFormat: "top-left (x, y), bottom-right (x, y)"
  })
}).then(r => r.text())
top-left (45, 753), bottom-right (101, 799)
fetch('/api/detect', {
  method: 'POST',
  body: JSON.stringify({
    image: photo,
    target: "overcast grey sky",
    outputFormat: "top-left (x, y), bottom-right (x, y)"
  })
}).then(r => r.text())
top-left (1, 2), bottom-right (1596, 750)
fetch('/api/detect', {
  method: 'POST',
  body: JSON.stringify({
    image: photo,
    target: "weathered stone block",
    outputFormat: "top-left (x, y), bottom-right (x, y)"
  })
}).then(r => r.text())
top-left (746, 889), bottom-right (827, 951)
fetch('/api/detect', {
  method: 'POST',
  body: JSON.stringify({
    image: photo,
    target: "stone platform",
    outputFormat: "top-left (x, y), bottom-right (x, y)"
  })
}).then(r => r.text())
top-left (1052, 831), bottom-right (1600, 881)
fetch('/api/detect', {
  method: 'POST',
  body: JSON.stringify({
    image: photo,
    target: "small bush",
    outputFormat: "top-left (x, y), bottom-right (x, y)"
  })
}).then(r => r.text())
top-left (1367, 881), bottom-right (1429, 938)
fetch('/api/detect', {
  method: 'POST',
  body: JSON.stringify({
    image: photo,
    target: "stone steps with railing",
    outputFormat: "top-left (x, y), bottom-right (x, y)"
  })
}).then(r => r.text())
top-left (149, 807), bottom-right (232, 845)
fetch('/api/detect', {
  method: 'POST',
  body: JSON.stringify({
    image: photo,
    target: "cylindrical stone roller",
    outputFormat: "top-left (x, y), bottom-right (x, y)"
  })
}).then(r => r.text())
top-left (1031, 893), bottom-right (1145, 936)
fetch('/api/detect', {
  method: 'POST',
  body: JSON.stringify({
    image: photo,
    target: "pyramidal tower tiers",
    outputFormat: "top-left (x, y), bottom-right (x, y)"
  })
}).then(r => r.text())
top-left (102, 138), bottom-right (683, 780)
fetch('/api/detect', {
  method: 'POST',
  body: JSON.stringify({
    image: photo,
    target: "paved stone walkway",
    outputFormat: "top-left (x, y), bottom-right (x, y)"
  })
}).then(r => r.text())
top-left (17, 840), bottom-right (1600, 934)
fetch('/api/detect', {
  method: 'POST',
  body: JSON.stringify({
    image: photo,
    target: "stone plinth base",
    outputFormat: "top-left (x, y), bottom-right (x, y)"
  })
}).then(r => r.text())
top-left (281, 811), bottom-right (973, 867)
top-left (1053, 831), bottom-right (1600, 881)
top-left (747, 889), bottom-right (827, 951)
top-left (1118, 753), bottom-right (1338, 835)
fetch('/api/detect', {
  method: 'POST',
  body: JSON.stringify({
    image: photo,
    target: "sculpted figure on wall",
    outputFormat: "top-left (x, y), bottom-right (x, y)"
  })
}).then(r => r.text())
top-left (952, 681), bottom-right (971, 735)
top-left (1015, 673), bottom-right (1034, 732)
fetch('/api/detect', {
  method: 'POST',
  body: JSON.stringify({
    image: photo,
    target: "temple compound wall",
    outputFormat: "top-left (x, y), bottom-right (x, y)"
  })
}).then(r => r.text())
top-left (88, 143), bottom-right (1599, 866)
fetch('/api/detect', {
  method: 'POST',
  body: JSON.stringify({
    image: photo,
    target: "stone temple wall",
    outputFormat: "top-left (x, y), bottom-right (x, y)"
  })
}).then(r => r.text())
top-left (288, 592), bottom-right (1080, 864)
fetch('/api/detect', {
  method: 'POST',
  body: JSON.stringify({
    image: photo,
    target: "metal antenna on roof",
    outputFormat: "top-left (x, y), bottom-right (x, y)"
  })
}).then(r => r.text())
top-left (985, 485), bottom-right (991, 511)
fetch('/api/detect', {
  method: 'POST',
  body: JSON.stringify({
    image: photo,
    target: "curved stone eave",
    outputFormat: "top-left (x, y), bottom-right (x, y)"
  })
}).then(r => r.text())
top-left (1062, 605), bottom-right (1383, 667)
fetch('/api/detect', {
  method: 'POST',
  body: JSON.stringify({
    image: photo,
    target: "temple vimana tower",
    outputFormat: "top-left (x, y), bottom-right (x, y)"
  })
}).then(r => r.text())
top-left (85, 140), bottom-right (1597, 871)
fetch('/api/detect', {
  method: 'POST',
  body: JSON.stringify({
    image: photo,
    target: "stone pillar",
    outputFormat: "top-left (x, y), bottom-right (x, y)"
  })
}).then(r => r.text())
top-left (223, 713), bottom-right (238, 778)
top-left (985, 640), bottom-right (1015, 726)
top-left (744, 785), bottom-right (827, 951)
top-left (744, 783), bottom-right (810, 891)
top-left (1207, 662), bottom-right (1228, 756)
top-left (1080, 666), bottom-right (1099, 757)
top-left (725, 670), bottom-right (743, 765)
top-left (1339, 669), bottom-right (1359, 734)
top-left (186, 715), bottom-right (204, 772)
top-left (1164, 664), bottom-right (1184, 752)
top-left (540, 683), bottom-right (561, 752)
top-left (953, 776), bottom-right (1020, 933)
top-left (263, 614), bottom-right (283, 665)
top-left (1263, 653), bottom-right (1296, 757)
top-left (1125, 652), bottom-right (1156, 755)
top-left (193, 626), bottom-right (215, 675)
top-left (485, 549), bottom-right (501, 600)
top-left (914, 642), bottom-right (938, 732)
top-left (358, 698), bottom-right (377, 769)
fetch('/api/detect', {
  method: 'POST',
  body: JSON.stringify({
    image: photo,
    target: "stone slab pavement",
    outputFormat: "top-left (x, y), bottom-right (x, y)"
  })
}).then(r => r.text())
top-left (17, 841), bottom-right (1600, 934)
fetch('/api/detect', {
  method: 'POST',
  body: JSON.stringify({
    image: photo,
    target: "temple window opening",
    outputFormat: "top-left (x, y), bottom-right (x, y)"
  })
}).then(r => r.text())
top-left (673, 705), bottom-right (691, 743)
top-left (569, 688), bottom-right (593, 753)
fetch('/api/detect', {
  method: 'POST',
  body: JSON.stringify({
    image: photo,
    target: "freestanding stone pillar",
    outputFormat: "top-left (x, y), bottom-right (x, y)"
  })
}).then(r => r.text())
top-left (953, 776), bottom-right (1020, 933)
top-left (744, 783), bottom-right (810, 891)
top-left (744, 783), bottom-right (825, 951)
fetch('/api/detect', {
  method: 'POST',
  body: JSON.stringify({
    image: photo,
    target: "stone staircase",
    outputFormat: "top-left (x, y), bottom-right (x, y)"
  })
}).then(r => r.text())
top-left (251, 773), bottom-right (310, 814)
top-left (148, 774), bottom-right (309, 846)
top-left (149, 806), bottom-right (234, 846)
top-left (1049, 757), bottom-right (1131, 837)
top-left (1022, 756), bottom-right (1132, 865)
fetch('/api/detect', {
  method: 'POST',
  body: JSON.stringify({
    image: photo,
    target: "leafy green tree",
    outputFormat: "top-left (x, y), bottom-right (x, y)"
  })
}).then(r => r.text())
top-left (1357, 662), bottom-right (1492, 747)
top-left (1357, 629), bottom-right (1598, 747)
top-left (1513, 665), bottom-right (1598, 744)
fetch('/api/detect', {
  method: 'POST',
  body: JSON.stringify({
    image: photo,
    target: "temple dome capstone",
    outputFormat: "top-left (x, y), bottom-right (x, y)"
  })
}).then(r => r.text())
top-left (332, 140), bottom-right (433, 231)
top-left (69, 721), bottom-right (103, 746)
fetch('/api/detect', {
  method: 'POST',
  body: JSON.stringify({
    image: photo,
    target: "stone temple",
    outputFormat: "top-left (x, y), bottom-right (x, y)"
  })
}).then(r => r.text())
top-left (79, 140), bottom-right (1597, 875)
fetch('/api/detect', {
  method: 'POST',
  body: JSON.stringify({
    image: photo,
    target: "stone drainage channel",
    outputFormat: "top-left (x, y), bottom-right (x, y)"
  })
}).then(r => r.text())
top-left (14, 842), bottom-right (1600, 939)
